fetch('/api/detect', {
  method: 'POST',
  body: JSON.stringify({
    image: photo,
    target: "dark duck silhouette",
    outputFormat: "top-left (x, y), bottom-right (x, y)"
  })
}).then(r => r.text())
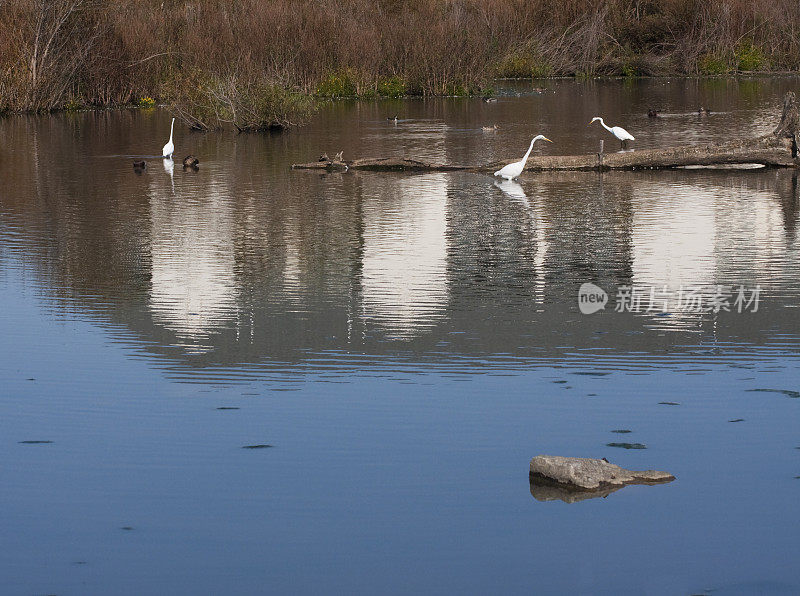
top-left (182, 155), bottom-right (199, 169)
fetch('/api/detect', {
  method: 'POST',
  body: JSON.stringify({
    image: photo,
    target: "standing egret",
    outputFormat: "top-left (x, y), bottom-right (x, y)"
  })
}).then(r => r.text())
top-left (589, 117), bottom-right (634, 149)
top-left (162, 117), bottom-right (175, 158)
top-left (493, 135), bottom-right (553, 180)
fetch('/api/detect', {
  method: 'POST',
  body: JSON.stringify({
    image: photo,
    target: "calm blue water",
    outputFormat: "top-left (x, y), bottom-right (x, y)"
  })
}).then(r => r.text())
top-left (1, 78), bottom-right (799, 595)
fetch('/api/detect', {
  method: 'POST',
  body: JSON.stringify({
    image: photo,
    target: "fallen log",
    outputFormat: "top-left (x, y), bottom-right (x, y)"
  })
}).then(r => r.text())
top-left (292, 92), bottom-right (800, 173)
top-left (519, 136), bottom-right (795, 171)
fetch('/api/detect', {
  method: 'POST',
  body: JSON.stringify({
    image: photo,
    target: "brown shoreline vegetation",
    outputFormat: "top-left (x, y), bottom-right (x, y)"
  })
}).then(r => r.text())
top-left (2, 0), bottom-right (800, 129)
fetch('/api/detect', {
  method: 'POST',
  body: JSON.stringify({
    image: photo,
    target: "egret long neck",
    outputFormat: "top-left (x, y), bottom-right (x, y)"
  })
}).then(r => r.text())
top-left (169, 119), bottom-right (174, 141)
top-left (597, 118), bottom-right (612, 133)
top-left (521, 138), bottom-right (537, 163)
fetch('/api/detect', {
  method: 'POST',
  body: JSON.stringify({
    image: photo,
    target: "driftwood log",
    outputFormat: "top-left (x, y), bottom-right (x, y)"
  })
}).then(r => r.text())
top-left (293, 92), bottom-right (800, 173)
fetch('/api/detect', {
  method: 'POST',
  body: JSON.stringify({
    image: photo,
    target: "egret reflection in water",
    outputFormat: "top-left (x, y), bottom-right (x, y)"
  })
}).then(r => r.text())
top-left (162, 157), bottom-right (174, 191)
top-left (494, 178), bottom-right (529, 207)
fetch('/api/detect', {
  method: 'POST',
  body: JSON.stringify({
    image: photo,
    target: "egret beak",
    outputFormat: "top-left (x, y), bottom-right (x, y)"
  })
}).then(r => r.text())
top-left (543, 137), bottom-right (553, 143)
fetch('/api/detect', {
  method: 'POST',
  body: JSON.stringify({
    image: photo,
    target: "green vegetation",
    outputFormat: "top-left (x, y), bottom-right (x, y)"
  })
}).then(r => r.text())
top-left (736, 41), bottom-right (769, 72)
top-left (64, 98), bottom-right (84, 112)
top-left (376, 77), bottom-right (406, 98)
top-left (698, 54), bottom-right (732, 75)
top-left (315, 71), bottom-right (359, 98)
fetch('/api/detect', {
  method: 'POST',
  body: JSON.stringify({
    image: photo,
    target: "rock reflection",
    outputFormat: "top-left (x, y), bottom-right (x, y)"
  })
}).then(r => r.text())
top-left (529, 478), bottom-right (625, 503)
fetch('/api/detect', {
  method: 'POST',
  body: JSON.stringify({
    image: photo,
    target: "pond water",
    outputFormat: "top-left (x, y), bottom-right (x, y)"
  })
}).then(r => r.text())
top-left (1, 78), bottom-right (799, 595)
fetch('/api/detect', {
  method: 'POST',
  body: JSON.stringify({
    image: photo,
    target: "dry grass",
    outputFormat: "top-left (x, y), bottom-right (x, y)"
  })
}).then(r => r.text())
top-left (2, 0), bottom-right (800, 119)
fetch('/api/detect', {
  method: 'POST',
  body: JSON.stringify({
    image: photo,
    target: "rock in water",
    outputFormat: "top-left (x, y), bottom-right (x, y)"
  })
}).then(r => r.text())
top-left (529, 455), bottom-right (674, 491)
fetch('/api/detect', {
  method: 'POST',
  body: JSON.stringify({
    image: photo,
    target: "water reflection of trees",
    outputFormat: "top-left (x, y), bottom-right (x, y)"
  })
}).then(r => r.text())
top-left (1, 115), bottom-right (799, 368)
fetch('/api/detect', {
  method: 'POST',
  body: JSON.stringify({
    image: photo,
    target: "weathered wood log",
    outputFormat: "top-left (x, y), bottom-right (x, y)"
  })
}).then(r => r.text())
top-left (293, 139), bottom-right (794, 172)
top-left (516, 135), bottom-right (795, 171)
top-left (292, 92), bottom-right (799, 173)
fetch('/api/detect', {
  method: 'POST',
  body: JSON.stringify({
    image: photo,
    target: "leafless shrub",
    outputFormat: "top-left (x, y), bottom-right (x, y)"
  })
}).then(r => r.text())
top-left (162, 67), bottom-right (316, 131)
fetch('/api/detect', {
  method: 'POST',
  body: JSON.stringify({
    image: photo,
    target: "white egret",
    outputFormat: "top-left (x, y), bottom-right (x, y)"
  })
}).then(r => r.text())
top-left (493, 135), bottom-right (552, 180)
top-left (162, 117), bottom-right (175, 158)
top-left (589, 116), bottom-right (634, 149)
